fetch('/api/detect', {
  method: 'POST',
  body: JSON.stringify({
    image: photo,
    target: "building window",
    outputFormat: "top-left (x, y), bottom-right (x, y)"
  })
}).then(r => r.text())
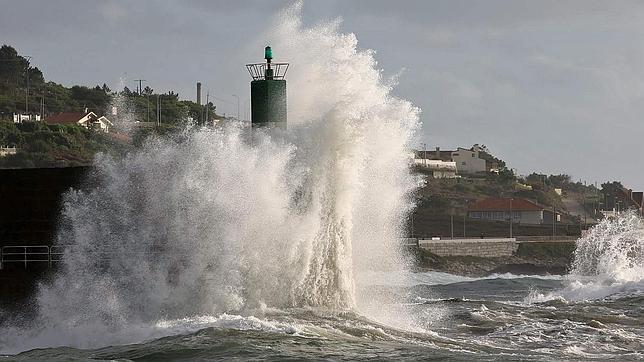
top-left (461, 162), bottom-right (466, 165)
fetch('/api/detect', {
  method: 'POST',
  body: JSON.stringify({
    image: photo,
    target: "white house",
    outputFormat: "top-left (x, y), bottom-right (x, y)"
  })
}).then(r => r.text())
top-left (0, 145), bottom-right (17, 157)
top-left (451, 146), bottom-right (486, 174)
top-left (13, 113), bottom-right (41, 123)
top-left (45, 112), bottom-right (113, 133)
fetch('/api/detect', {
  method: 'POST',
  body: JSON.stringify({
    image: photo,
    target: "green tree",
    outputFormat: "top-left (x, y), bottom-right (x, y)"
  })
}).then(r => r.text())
top-left (600, 181), bottom-right (624, 210)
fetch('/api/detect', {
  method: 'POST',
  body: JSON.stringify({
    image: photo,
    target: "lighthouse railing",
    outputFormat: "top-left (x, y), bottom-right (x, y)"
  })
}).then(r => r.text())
top-left (246, 63), bottom-right (289, 80)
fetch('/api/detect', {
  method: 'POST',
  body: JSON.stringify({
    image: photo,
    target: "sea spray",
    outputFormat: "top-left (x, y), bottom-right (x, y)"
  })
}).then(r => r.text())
top-left (570, 210), bottom-right (644, 282)
top-left (0, 2), bottom-right (421, 352)
top-left (526, 211), bottom-right (644, 303)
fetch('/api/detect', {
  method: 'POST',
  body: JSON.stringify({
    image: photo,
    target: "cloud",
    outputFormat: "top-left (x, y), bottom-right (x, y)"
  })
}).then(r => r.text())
top-left (101, 1), bottom-right (128, 24)
top-left (2, 0), bottom-right (644, 186)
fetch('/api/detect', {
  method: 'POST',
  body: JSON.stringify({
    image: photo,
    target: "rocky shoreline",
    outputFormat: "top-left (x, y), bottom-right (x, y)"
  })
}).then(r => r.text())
top-left (410, 241), bottom-right (576, 277)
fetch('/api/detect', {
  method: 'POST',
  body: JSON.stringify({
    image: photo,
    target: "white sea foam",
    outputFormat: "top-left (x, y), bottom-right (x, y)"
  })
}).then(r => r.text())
top-left (359, 270), bottom-right (563, 288)
top-left (0, 2), bottom-right (421, 353)
top-left (0, 313), bottom-right (308, 355)
top-left (526, 211), bottom-right (644, 303)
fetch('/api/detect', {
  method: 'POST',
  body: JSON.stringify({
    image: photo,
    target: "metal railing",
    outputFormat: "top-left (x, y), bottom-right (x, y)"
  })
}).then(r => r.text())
top-left (0, 245), bottom-right (176, 270)
top-left (1, 245), bottom-right (53, 269)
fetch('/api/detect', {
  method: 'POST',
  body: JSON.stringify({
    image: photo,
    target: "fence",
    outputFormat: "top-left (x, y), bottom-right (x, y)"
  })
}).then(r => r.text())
top-left (0, 245), bottom-right (65, 269)
top-left (0, 246), bottom-right (178, 270)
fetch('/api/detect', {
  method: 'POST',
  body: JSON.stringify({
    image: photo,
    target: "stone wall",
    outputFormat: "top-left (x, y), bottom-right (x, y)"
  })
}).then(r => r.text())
top-left (0, 167), bottom-right (92, 308)
top-left (0, 166), bottom-right (91, 246)
top-left (418, 238), bottom-right (518, 257)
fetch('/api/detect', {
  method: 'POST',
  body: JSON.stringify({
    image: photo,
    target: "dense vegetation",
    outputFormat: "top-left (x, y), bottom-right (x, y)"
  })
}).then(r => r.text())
top-left (0, 44), bottom-right (221, 167)
top-left (0, 44), bottom-right (217, 124)
top-left (0, 121), bottom-right (130, 168)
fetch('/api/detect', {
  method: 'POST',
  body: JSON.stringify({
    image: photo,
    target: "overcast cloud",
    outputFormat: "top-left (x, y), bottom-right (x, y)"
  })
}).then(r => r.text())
top-left (2, 0), bottom-right (643, 188)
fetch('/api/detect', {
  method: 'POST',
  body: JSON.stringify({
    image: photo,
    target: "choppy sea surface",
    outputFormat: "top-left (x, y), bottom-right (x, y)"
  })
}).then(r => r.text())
top-left (3, 271), bottom-right (642, 361)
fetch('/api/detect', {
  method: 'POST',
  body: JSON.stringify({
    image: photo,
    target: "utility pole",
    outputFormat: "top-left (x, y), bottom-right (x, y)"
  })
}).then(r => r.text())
top-left (156, 94), bottom-right (160, 127)
top-left (450, 214), bottom-right (454, 239)
top-left (134, 79), bottom-right (147, 95)
top-left (552, 204), bottom-right (556, 238)
top-left (205, 92), bottom-right (210, 124)
top-left (463, 200), bottom-right (468, 237)
top-left (424, 143), bottom-right (427, 165)
top-left (583, 192), bottom-right (587, 230)
top-left (147, 93), bottom-right (150, 123)
top-left (420, 142), bottom-right (427, 166)
top-left (509, 197), bottom-right (513, 238)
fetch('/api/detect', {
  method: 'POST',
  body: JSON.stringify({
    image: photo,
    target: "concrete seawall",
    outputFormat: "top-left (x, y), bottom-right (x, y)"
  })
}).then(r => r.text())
top-left (415, 236), bottom-right (578, 258)
top-left (419, 238), bottom-right (518, 257)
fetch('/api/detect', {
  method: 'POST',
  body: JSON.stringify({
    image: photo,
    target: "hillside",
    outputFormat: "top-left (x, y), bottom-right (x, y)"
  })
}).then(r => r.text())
top-left (0, 44), bottom-right (218, 125)
top-left (0, 44), bottom-right (223, 168)
top-left (409, 159), bottom-right (604, 238)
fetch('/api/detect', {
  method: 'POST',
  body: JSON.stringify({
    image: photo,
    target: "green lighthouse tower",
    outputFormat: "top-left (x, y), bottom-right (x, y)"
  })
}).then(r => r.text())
top-left (246, 46), bottom-right (289, 128)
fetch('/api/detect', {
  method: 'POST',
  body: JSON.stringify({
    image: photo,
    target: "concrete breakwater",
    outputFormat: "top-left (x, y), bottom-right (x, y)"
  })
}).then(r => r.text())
top-left (416, 236), bottom-right (578, 258)
top-left (419, 238), bottom-right (519, 257)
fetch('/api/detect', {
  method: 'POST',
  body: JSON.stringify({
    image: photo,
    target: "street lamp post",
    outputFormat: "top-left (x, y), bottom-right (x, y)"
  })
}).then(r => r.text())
top-left (420, 142), bottom-right (427, 166)
top-left (509, 198), bottom-right (513, 238)
top-left (552, 204), bottom-right (556, 238)
top-left (463, 200), bottom-right (468, 237)
top-left (451, 214), bottom-right (454, 239)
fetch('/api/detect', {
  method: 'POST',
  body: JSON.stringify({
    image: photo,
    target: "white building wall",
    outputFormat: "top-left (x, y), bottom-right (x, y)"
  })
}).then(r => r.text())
top-left (451, 149), bottom-right (486, 174)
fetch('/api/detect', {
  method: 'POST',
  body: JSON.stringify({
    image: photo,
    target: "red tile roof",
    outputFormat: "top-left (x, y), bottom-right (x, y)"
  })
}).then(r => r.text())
top-left (469, 198), bottom-right (545, 211)
top-left (45, 112), bottom-right (88, 124)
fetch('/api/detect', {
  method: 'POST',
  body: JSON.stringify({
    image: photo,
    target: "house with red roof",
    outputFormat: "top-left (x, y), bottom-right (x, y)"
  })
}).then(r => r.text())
top-left (468, 197), bottom-right (559, 225)
top-left (45, 111), bottom-right (112, 133)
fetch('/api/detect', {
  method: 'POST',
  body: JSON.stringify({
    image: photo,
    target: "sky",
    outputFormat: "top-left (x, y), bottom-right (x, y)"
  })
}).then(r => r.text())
top-left (2, 0), bottom-right (644, 188)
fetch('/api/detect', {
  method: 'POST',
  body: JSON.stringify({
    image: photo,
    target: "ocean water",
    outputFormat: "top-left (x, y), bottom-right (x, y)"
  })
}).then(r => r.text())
top-left (1, 2), bottom-right (643, 360)
top-left (3, 267), bottom-right (643, 360)
top-left (1, 213), bottom-right (644, 359)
